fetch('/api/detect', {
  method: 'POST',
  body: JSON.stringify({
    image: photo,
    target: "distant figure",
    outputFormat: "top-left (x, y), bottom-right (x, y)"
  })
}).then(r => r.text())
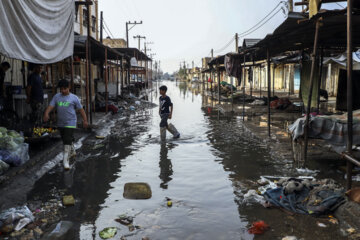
top-left (43, 79), bottom-right (88, 170)
top-left (159, 85), bottom-right (180, 140)
top-left (26, 64), bottom-right (44, 126)
top-left (0, 61), bottom-right (11, 100)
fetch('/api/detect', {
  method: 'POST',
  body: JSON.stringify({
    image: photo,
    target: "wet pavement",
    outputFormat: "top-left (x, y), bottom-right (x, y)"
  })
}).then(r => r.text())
top-left (4, 81), bottom-right (350, 239)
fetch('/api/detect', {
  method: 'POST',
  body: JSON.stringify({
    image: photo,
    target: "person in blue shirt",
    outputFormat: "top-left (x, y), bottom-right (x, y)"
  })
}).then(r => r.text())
top-left (26, 64), bottom-right (44, 126)
top-left (43, 79), bottom-right (88, 170)
top-left (159, 85), bottom-right (180, 140)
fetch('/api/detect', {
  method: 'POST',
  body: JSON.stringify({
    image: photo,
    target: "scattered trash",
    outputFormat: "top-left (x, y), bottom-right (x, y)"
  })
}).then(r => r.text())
top-left (296, 168), bottom-right (319, 175)
top-left (123, 182), bottom-right (152, 199)
top-left (135, 101), bottom-right (141, 105)
top-left (328, 218), bottom-right (338, 224)
top-left (0, 206), bottom-right (34, 232)
top-left (115, 214), bottom-right (133, 225)
top-left (99, 227), bottom-right (117, 239)
top-left (167, 201), bottom-right (173, 207)
top-left (62, 195), bottom-right (75, 206)
top-left (93, 144), bottom-right (105, 150)
top-left (346, 187), bottom-right (360, 203)
top-left (243, 189), bottom-right (265, 204)
top-left (14, 217), bottom-right (32, 231)
top-left (42, 221), bottom-right (73, 240)
top-left (96, 136), bottom-right (105, 139)
top-left (248, 221), bottom-right (269, 235)
top-left (317, 222), bottom-right (327, 228)
top-left (263, 178), bottom-right (345, 215)
top-left (282, 237), bottom-right (297, 240)
top-left (347, 228), bottom-right (356, 235)
top-left (129, 106), bottom-right (136, 111)
top-left (250, 99), bottom-right (265, 106)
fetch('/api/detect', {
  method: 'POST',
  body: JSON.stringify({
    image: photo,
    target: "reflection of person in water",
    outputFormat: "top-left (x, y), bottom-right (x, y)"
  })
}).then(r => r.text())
top-left (159, 143), bottom-right (174, 189)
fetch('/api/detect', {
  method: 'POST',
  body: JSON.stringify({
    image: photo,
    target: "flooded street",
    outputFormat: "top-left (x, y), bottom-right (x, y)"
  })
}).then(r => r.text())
top-left (26, 81), bottom-right (346, 240)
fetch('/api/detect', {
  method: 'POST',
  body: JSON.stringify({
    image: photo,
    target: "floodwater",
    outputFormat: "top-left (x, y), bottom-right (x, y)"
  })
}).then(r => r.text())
top-left (28, 81), bottom-right (346, 240)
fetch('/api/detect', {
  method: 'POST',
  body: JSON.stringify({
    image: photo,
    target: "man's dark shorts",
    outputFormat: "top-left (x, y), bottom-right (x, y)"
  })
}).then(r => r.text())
top-left (59, 128), bottom-right (75, 145)
top-left (160, 113), bottom-right (170, 128)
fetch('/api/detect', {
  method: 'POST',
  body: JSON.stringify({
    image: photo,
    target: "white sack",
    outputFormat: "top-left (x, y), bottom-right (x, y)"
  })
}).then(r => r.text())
top-left (0, 0), bottom-right (74, 63)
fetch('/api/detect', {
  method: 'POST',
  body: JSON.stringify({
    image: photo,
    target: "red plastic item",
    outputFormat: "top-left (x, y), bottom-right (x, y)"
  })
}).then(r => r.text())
top-left (248, 221), bottom-right (270, 235)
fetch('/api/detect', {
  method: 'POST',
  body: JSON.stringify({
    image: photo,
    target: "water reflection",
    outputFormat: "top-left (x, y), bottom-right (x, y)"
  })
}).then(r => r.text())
top-left (159, 143), bottom-right (175, 189)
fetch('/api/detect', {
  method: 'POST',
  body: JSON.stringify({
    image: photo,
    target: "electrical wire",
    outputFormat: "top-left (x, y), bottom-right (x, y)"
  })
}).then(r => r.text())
top-left (238, 1), bottom-right (286, 37)
top-left (335, 2), bottom-right (345, 8)
top-left (239, 8), bottom-right (283, 38)
top-left (214, 37), bottom-right (235, 53)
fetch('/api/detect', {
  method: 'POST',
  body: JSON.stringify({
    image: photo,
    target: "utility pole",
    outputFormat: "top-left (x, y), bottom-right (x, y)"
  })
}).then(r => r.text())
top-left (192, 61), bottom-right (194, 69)
top-left (126, 21), bottom-right (143, 48)
top-left (100, 11), bottom-right (103, 43)
top-left (133, 35), bottom-right (146, 50)
top-left (288, 0), bottom-right (293, 12)
top-left (211, 49), bottom-right (214, 58)
top-left (235, 33), bottom-right (239, 53)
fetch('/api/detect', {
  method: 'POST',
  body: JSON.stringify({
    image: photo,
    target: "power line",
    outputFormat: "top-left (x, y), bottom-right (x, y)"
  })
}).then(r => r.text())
top-left (214, 36), bottom-right (235, 53)
top-left (239, 8), bottom-right (283, 39)
top-left (335, 2), bottom-right (345, 8)
top-left (238, 1), bottom-right (286, 37)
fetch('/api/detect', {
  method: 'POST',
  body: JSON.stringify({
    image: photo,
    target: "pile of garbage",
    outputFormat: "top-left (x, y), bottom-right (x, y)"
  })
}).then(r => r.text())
top-left (243, 177), bottom-right (346, 216)
top-left (0, 127), bottom-right (29, 175)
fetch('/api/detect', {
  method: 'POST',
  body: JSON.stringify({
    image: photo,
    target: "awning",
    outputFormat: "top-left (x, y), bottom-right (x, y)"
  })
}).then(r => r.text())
top-left (113, 48), bottom-right (151, 61)
top-left (74, 35), bottom-right (127, 62)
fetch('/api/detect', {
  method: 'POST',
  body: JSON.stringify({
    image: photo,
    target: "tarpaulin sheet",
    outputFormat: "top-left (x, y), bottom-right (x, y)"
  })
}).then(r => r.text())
top-left (323, 51), bottom-right (360, 70)
top-left (0, 0), bottom-right (74, 64)
top-left (300, 60), bottom-right (319, 109)
top-left (289, 111), bottom-right (360, 153)
top-left (225, 54), bottom-right (241, 79)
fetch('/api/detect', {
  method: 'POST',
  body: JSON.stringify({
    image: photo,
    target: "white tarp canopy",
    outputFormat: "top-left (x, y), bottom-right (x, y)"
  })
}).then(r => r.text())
top-left (323, 51), bottom-right (360, 70)
top-left (0, 0), bottom-right (74, 64)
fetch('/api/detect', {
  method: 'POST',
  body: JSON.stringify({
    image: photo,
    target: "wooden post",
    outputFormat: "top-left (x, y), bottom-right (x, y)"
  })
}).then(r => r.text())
top-left (105, 48), bottom-right (108, 114)
top-left (243, 54), bottom-right (246, 121)
top-left (303, 19), bottom-right (321, 165)
top-left (217, 63), bottom-right (221, 105)
top-left (272, 64), bottom-right (275, 97)
top-left (267, 49), bottom-right (271, 137)
top-left (317, 48), bottom-right (324, 114)
top-left (347, 0), bottom-right (353, 190)
top-left (85, 40), bottom-right (90, 121)
top-left (70, 56), bottom-right (74, 93)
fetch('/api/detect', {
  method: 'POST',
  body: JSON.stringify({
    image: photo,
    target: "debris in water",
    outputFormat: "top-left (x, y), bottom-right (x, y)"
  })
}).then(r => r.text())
top-left (115, 215), bottom-right (133, 225)
top-left (282, 237), bottom-right (297, 240)
top-left (62, 195), bottom-right (75, 206)
top-left (93, 144), bottom-right (105, 150)
top-left (317, 222), bottom-right (327, 228)
top-left (167, 201), bottom-right (172, 207)
top-left (99, 227), bottom-right (117, 239)
top-left (248, 221), bottom-right (269, 235)
top-left (123, 183), bottom-right (152, 199)
top-left (96, 136), bottom-right (105, 139)
top-left (347, 228), bottom-right (356, 235)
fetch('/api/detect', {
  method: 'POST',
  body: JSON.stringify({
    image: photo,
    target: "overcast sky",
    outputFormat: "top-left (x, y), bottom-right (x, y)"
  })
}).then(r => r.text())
top-left (98, 0), bottom-right (346, 73)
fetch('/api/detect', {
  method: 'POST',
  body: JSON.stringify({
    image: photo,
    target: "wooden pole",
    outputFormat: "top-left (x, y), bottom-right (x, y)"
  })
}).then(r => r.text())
top-left (85, 40), bottom-right (90, 121)
top-left (86, 2), bottom-right (93, 124)
top-left (70, 56), bottom-right (74, 93)
top-left (317, 48), bottom-right (324, 114)
top-left (217, 63), bottom-right (221, 105)
top-left (347, 0), bottom-right (353, 190)
top-left (303, 19), bottom-right (321, 165)
top-left (267, 49), bottom-right (271, 137)
top-left (243, 54), bottom-right (246, 121)
top-left (105, 48), bottom-right (108, 114)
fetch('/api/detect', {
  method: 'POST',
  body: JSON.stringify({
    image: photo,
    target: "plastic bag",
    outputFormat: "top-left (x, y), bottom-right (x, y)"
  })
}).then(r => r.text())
top-left (0, 143), bottom-right (29, 167)
top-left (0, 159), bottom-right (9, 175)
top-left (0, 206), bottom-right (34, 227)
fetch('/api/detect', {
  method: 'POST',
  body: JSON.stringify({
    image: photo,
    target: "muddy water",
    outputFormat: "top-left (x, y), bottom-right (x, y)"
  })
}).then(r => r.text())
top-left (29, 81), bottom-right (346, 240)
